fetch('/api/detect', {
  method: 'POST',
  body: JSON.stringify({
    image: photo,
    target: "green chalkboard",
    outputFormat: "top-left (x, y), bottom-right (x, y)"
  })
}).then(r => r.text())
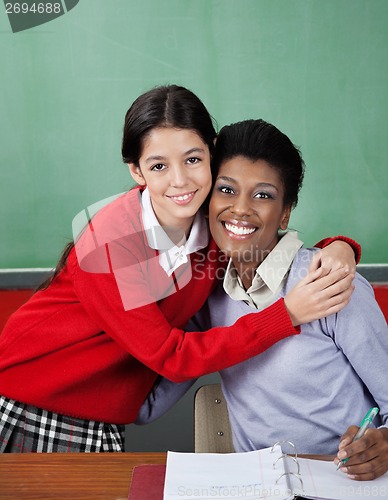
top-left (0, 0), bottom-right (387, 267)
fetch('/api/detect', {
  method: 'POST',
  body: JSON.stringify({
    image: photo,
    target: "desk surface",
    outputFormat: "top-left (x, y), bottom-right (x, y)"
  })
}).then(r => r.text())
top-left (0, 451), bottom-right (334, 500)
top-left (0, 452), bottom-right (167, 500)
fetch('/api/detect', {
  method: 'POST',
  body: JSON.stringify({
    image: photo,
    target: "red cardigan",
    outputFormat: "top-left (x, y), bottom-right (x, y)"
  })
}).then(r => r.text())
top-left (0, 189), bottom-right (361, 424)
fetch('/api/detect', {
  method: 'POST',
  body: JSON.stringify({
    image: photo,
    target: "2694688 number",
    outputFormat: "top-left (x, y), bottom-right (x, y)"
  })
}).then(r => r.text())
top-left (5, 3), bottom-right (62, 14)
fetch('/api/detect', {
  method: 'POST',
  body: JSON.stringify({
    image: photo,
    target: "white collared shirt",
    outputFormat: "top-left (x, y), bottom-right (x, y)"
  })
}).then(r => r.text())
top-left (223, 231), bottom-right (304, 309)
top-left (140, 187), bottom-right (209, 276)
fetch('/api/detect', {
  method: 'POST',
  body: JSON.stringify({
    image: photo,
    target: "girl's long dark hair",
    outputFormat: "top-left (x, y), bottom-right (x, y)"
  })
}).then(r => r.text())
top-left (35, 241), bottom-right (74, 292)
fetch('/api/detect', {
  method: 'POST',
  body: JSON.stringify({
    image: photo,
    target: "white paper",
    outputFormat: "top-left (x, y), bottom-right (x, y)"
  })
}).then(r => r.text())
top-left (297, 457), bottom-right (388, 499)
top-left (163, 446), bottom-right (291, 500)
top-left (163, 448), bottom-right (388, 500)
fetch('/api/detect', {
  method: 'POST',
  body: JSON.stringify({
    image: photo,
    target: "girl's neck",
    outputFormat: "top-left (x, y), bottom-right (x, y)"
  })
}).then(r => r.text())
top-left (165, 226), bottom-right (191, 246)
top-left (159, 215), bottom-right (195, 245)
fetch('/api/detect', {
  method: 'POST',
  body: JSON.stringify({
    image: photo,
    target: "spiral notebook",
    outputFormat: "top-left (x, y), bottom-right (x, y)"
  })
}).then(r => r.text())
top-left (162, 444), bottom-right (388, 500)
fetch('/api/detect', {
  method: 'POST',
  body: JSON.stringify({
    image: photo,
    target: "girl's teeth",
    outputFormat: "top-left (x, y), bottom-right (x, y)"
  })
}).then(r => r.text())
top-left (173, 193), bottom-right (193, 201)
top-left (225, 223), bottom-right (256, 235)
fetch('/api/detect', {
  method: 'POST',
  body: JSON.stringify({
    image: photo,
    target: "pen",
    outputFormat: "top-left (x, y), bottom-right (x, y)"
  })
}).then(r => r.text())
top-left (336, 406), bottom-right (379, 470)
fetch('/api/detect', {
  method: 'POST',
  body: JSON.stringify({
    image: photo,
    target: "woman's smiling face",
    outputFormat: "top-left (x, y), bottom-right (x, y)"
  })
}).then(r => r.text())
top-left (209, 155), bottom-right (291, 271)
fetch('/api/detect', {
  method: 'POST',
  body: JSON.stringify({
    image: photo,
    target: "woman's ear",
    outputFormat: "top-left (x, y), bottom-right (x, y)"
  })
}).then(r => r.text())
top-left (128, 163), bottom-right (146, 186)
top-left (279, 205), bottom-right (291, 230)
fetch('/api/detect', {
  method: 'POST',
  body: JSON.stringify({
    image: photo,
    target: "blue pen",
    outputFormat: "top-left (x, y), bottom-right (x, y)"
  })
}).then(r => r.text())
top-left (337, 407), bottom-right (379, 470)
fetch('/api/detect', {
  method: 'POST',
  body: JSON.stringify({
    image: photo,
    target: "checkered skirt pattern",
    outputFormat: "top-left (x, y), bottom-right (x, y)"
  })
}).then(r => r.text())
top-left (0, 395), bottom-right (125, 452)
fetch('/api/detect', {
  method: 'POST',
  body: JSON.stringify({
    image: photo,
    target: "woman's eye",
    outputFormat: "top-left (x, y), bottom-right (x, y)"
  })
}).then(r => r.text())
top-left (254, 192), bottom-right (272, 199)
top-left (218, 185), bottom-right (235, 195)
top-left (151, 163), bottom-right (166, 172)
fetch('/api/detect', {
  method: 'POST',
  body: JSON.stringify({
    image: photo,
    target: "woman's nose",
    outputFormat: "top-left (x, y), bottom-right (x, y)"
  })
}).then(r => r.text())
top-left (229, 196), bottom-right (253, 217)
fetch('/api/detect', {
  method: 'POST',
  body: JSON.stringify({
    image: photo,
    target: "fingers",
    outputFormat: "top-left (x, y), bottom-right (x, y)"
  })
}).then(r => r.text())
top-left (306, 271), bottom-right (354, 313)
top-left (317, 281), bottom-right (355, 316)
top-left (335, 428), bottom-right (388, 481)
top-left (314, 267), bottom-right (353, 291)
top-left (308, 250), bottom-right (330, 277)
top-left (308, 251), bottom-right (322, 273)
top-left (339, 456), bottom-right (387, 481)
top-left (338, 426), bottom-right (359, 451)
top-left (284, 267), bottom-right (354, 325)
top-left (319, 240), bottom-right (356, 274)
top-left (301, 265), bottom-right (349, 288)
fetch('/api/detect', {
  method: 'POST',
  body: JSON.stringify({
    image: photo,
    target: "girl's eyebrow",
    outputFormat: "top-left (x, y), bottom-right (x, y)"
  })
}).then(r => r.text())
top-left (145, 155), bottom-right (166, 164)
top-left (185, 147), bottom-right (206, 156)
top-left (144, 147), bottom-right (206, 165)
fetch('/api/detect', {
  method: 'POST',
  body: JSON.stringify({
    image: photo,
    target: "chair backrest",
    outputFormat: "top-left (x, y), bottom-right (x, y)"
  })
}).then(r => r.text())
top-left (194, 383), bottom-right (234, 453)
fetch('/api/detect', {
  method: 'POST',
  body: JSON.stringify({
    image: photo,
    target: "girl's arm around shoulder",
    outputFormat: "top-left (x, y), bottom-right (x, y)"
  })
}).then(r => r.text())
top-left (313, 235), bottom-right (361, 276)
top-left (68, 247), bottom-right (299, 382)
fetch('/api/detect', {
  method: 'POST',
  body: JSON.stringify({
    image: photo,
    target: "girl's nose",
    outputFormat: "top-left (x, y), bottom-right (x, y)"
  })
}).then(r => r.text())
top-left (170, 165), bottom-right (189, 188)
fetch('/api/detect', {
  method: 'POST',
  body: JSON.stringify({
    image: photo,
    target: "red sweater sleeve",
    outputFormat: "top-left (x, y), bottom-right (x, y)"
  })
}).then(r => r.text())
top-left (315, 235), bottom-right (362, 264)
top-left (70, 253), bottom-right (298, 383)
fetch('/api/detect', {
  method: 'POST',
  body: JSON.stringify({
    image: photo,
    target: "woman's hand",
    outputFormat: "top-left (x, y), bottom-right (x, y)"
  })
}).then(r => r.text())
top-left (284, 266), bottom-right (354, 326)
top-left (334, 427), bottom-right (388, 481)
top-left (310, 241), bottom-right (356, 276)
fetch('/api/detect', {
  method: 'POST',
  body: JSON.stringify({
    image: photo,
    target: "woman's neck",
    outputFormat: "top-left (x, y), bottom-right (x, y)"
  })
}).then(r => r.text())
top-left (231, 239), bottom-right (280, 291)
top-left (233, 262), bottom-right (257, 291)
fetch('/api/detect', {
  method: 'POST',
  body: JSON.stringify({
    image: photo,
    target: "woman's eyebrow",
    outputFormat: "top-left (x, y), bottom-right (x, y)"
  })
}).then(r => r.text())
top-left (255, 182), bottom-right (279, 191)
top-left (216, 175), bottom-right (236, 183)
top-left (215, 177), bottom-right (278, 191)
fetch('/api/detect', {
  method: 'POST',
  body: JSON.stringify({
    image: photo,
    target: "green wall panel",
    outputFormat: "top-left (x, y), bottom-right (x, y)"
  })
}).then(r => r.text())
top-left (0, 0), bottom-right (387, 267)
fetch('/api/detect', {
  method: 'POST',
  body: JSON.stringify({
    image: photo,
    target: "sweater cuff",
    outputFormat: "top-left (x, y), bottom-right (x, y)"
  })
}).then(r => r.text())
top-left (315, 236), bottom-right (362, 264)
top-left (248, 298), bottom-right (300, 351)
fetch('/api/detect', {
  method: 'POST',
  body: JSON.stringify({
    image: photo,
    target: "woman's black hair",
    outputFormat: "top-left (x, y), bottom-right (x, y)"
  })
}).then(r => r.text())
top-left (212, 119), bottom-right (305, 209)
top-left (37, 85), bottom-right (216, 292)
top-left (122, 84), bottom-right (217, 166)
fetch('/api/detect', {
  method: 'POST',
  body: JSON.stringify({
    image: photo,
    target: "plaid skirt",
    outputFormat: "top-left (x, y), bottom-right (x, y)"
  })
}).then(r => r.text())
top-left (0, 395), bottom-right (125, 453)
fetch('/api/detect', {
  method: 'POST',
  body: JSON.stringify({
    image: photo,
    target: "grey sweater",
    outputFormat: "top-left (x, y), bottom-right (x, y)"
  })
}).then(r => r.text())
top-left (137, 248), bottom-right (388, 455)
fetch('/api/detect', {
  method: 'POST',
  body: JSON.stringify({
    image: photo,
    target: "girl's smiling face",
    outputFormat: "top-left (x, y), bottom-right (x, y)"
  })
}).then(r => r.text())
top-left (129, 127), bottom-right (212, 237)
top-left (209, 155), bottom-right (291, 277)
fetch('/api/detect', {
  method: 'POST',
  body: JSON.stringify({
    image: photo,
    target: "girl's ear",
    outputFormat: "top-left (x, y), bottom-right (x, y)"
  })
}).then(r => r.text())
top-left (279, 205), bottom-right (291, 230)
top-left (128, 163), bottom-right (146, 186)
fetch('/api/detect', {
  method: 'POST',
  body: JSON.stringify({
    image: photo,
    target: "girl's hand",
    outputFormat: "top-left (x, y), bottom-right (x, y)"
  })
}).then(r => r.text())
top-left (309, 241), bottom-right (356, 276)
top-left (284, 266), bottom-right (354, 326)
top-left (334, 427), bottom-right (388, 481)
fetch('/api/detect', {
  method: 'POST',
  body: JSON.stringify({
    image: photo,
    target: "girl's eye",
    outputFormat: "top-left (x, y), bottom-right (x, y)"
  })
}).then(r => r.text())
top-left (151, 163), bottom-right (167, 172)
top-left (186, 157), bottom-right (200, 165)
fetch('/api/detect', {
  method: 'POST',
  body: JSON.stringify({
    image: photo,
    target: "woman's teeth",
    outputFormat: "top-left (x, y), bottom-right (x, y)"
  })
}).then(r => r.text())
top-left (224, 223), bottom-right (256, 235)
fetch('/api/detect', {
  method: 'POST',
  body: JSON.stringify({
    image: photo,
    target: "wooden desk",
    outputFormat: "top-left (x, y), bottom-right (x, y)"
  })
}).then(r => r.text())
top-left (0, 452), bottom-right (166, 500)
